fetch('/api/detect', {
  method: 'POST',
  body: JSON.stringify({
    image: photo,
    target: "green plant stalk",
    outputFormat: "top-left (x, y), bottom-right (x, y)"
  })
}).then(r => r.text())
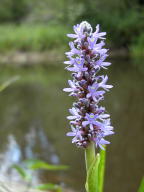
top-left (85, 144), bottom-right (106, 192)
top-left (85, 142), bottom-right (98, 192)
top-left (85, 142), bottom-right (96, 172)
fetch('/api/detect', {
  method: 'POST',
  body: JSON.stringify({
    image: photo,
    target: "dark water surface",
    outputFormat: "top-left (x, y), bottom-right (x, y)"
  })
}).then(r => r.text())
top-left (0, 59), bottom-right (144, 192)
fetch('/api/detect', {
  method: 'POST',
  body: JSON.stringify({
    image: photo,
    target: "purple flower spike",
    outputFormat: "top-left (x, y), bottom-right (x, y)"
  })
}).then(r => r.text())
top-left (87, 82), bottom-right (105, 102)
top-left (67, 57), bottom-right (88, 72)
top-left (82, 113), bottom-right (101, 130)
top-left (63, 80), bottom-right (77, 96)
top-left (63, 21), bottom-right (114, 149)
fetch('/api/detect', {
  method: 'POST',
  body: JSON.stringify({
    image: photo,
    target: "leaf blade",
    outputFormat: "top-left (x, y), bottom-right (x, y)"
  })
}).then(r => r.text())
top-left (98, 147), bottom-right (106, 192)
top-left (138, 177), bottom-right (144, 192)
top-left (86, 153), bottom-right (100, 192)
top-left (24, 159), bottom-right (68, 171)
top-left (0, 76), bottom-right (20, 92)
top-left (12, 164), bottom-right (31, 181)
top-left (36, 183), bottom-right (62, 192)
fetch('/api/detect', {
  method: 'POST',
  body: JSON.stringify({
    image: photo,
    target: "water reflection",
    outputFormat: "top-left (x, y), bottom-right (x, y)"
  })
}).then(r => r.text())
top-left (0, 60), bottom-right (143, 192)
top-left (0, 135), bottom-right (21, 181)
top-left (25, 126), bottom-right (59, 164)
top-left (0, 127), bottom-right (60, 186)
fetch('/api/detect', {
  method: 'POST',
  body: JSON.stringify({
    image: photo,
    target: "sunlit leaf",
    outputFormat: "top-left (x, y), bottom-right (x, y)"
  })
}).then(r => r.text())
top-left (98, 147), bottom-right (106, 192)
top-left (86, 153), bottom-right (100, 192)
top-left (138, 177), bottom-right (144, 192)
top-left (24, 159), bottom-right (68, 171)
top-left (12, 164), bottom-right (31, 181)
top-left (0, 76), bottom-right (20, 92)
top-left (36, 183), bottom-right (62, 192)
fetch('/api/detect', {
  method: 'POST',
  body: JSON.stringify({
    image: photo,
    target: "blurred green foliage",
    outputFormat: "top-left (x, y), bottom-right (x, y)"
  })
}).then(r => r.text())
top-left (12, 159), bottom-right (67, 192)
top-left (0, 24), bottom-right (69, 52)
top-left (36, 183), bottom-right (62, 191)
top-left (130, 33), bottom-right (144, 57)
top-left (24, 159), bottom-right (68, 170)
top-left (0, 0), bottom-right (29, 23)
top-left (0, 0), bottom-right (143, 54)
top-left (76, 0), bottom-right (144, 49)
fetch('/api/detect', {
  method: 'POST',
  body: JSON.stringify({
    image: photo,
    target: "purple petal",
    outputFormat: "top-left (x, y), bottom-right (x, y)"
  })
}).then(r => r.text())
top-left (100, 114), bottom-right (110, 118)
top-left (82, 121), bottom-right (89, 127)
top-left (105, 85), bottom-right (113, 89)
top-left (102, 62), bottom-right (111, 66)
top-left (67, 116), bottom-right (77, 120)
top-left (90, 124), bottom-right (94, 130)
top-left (66, 132), bottom-right (76, 136)
top-left (95, 24), bottom-right (100, 33)
top-left (104, 131), bottom-right (114, 136)
top-left (93, 121), bottom-right (102, 127)
top-left (99, 138), bottom-right (110, 145)
top-left (68, 80), bottom-right (75, 88)
top-left (87, 93), bottom-right (91, 98)
top-left (63, 88), bottom-right (73, 92)
top-left (69, 107), bottom-right (79, 116)
top-left (67, 34), bottom-right (77, 38)
top-left (94, 90), bottom-right (105, 96)
top-left (72, 137), bottom-right (77, 143)
top-left (67, 67), bottom-right (78, 72)
top-left (64, 61), bottom-right (72, 65)
top-left (98, 32), bottom-right (106, 37)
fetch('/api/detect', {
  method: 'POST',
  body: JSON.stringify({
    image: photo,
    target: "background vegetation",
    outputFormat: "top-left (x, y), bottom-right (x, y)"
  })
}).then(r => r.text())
top-left (0, 0), bottom-right (143, 55)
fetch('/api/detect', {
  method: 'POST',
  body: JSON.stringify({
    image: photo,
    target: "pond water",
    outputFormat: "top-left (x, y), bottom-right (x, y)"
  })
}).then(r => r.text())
top-left (0, 58), bottom-right (144, 192)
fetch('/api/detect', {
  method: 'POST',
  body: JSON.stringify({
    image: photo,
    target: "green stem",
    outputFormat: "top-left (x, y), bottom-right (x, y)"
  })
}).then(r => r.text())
top-left (85, 142), bottom-right (96, 172)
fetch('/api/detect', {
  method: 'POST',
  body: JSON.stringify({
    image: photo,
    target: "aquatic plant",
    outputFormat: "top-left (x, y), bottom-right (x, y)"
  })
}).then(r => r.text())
top-left (12, 159), bottom-right (68, 192)
top-left (63, 21), bottom-right (114, 192)
top-left (0, 76), bottom-right (20, 92)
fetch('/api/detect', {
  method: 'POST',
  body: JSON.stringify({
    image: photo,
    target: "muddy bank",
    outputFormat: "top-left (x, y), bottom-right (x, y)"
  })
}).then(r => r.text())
top-left (0, 49), bottom-right (128, 66)
top-left (0, 50), bottom-right (65, 66)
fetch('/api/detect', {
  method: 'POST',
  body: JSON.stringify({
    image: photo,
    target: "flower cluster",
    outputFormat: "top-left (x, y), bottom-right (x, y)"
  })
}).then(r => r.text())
top-left (63, 21), bottom-right (114, 149)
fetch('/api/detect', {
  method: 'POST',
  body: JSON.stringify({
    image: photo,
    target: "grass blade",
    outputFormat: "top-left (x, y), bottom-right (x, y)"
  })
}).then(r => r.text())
top-left (24, 159), bottom-right (68, 171)
top-left (0, 76), bottom-right (20, 92)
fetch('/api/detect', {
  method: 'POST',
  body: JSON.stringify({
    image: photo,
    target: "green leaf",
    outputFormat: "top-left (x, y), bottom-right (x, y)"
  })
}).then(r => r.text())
top-left (86, 153), bottom-right (100, 192)
top-left (138, 177), bottom-right (144, 192)
top-left (36, 183), bottom-right (62, 192)
top-left (24, 159), bottom-right (68, 171)
top-left (98, 147), bottom-right (106, 192)
top-left (0, 76), bottom-right (20, 92)
top-left (12, 165), bottom-right (31, 181)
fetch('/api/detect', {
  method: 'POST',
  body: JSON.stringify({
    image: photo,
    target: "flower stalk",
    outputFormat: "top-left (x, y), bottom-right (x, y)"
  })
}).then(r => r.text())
top-left (85, 142), bottom-right (95, 172)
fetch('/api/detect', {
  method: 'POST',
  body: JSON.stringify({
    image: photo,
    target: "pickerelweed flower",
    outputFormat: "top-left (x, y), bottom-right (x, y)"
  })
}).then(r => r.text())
top-left (63, 21), bottom-right (114, 149)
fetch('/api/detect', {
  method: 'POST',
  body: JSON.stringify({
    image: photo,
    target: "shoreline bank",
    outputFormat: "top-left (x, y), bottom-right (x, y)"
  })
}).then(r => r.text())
top-left (0, 49), bottom-right (130, 66)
